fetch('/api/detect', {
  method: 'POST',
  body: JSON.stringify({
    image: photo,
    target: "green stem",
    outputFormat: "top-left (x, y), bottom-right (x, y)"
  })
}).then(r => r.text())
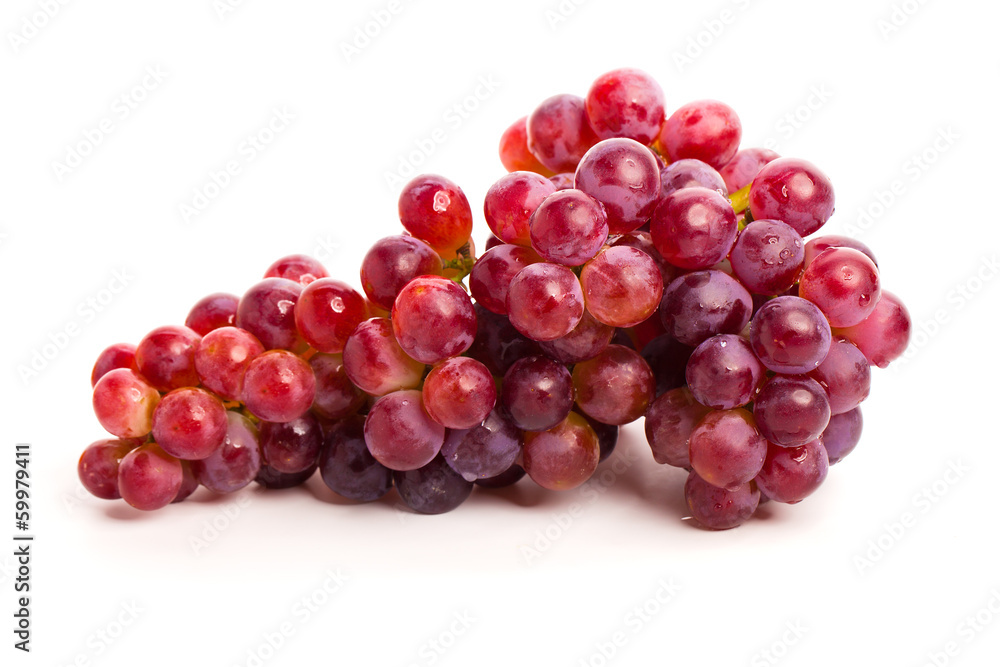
top-left (729, 183), bottom-right (751, 214)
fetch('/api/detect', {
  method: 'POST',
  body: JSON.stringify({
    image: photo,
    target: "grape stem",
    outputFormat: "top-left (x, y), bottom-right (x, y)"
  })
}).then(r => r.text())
top-left (443, 241), bottom-right (476, 283)
top-left (729, 184), bottom-right (751, 214)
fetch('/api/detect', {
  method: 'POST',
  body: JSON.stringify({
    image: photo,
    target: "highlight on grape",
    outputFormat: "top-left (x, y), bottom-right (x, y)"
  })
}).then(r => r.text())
top-left (78, 67), bottom-right (912, 530)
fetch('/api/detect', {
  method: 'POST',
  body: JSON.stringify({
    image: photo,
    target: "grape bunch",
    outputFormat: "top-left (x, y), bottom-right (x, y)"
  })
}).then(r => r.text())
top-left (78, 67), bottom-right (912, 530)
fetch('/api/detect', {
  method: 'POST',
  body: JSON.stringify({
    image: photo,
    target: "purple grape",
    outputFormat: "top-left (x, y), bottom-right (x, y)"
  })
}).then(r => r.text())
top-left (644, 387), bottom-right (712, 468)
top-left (360, 235), bottom-right (443, 311)
top-left (574, 138), bottom-right (661, 234)
top-left (441, 409), bottom-right (522, 481)
top-left (475, 463), bottom-right (526, 488)
top-left (394, 454), bottom-right (474, 515)
top-left (573, 344), bottom-right (654, 425)
top-left (689, 409), bottom-right (767, 489)
top-left (755, 440), bottom-right (829, 504)
top-left (466, 305), bottom-right (542, 376)
top-left (753, 375), bottom-right (831, 447)
top-left (685, 335), bottom-right (765, 409)
top-left (729, 220), bottom-right (805, 296)
top-left (259, 413), bottom-right (323, 474)
top-left (501, 355), bottom-right (574, 432)
top-left (821, 407), bottom-right (863, 465)
top-left (684, 471), bottom-right (759, 530)
top-left (750, 296), bottom-right (832, 374)
top-left (364, 390), bottom-right (444, 471)
top-left (641, 335), bottom-right (694, 398)
top-left (318, 415), bottom-right (393, 502)
top-left (190, 411), bottom-right (262, 494)
top-left (660, 270), bottom-right (753, 347)
top-left (538, 309), bottom-right (614, 364)
top-left (255, 462), bottom-right (317, 489)
top-left (808, 338), bottom-right (871, 415)
top-left (659, 159), bottom-right (727, 199)
top-left (235, 278), bottom-right (305, 352)
top-left (469, 244), bottom-right (542, 315)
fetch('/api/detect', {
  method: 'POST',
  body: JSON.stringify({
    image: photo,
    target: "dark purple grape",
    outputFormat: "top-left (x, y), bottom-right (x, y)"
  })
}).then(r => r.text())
top-left (582, 413), bottom-right (619, 462)
top-left (259, 413), bottom-right (323, 474)
top-left (394, 455), bottom-right (474, 515)
top-left (645, 386), bottom-right (711, 468)
top-left (466, 305), bottom-right (542, 376)
top-left (753, 375), bottom-right (831, 447)
top-left (750, 296), bottom-right (832, 374)
top-left (685, 335), bottom-right (765, 410)
top-left (821, 407), bottom-right (863, 465)
top-left (440, 410), bottom-right (522, 481)
top-left (660, 271), bottom-right (752, 347)
top-left (501, 355), bottom-right (574, 432)
top-left (255, 462), bottom-right (317, 489)
top-left (684, 471), bottom-right (759, 530)
top-left (641, 334), bottom-right (693, 398)
top-left (319, 415), bottom-right (393, 502)
top-left (475, 463), bottom-right (526, 488)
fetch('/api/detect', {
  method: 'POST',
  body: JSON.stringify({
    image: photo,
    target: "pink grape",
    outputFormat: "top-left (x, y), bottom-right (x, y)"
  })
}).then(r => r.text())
top-left (190, 411), bottom-right (261, 494)
top-left (803, 235), bottom-right (877, 268)
top-left (364, 389), bottom-right (444, 471)
top-left (135, 325), bottom-right (201, 392)
top-left (832, 291), bottom-right (911, 368)
top-left (659, 100), bottom-right (742, 169)
top-left (750, 296), bottom-right (832, 374)
top-left (78, 438), bottom-right (139, 500)
top-left (391, 275), bottom-right (477, 364)
top-left (194, 326), bottom-right (264, 401)
top-left (498, 116), bottom-right (554, 176)
top-left (549, 172), bottom-right (575, 190)
top-left (729, 219), bottom-right (805, 295)
top-left (537, 309), bottom-right (614, 364)
top-left (659, 159), bottom-right (727, 199)
top-left (505, 262), bottom-right (585, 341)
top-left (92, 368), bottom-right (160, 439)
top-left (749, 157), bottom-right (835, 236)
top-left (236, 278), bottom-right (305, 352)
top-left (185, 293), bottom-right (239, 336)
top-left (529, 189), bottom-right (609, 266)
top-left (573, 344), bottom-right (654, 425)
top-left (645, 386), bottom-right (711, 468)
top-left (808, 338), bottom-right (871, 414)
top-left (483, 171), bottom-right (557, 246)
top-left (263, 254), bottom-right (328, 285)
top-left (469, 244), bottom-right (542, 315)
top-left (422, 357), bottom-right (497, 430)
top-left (152, 387), bottom-right (228, 460)
top-left (397, 174), bottom-right (473, 255)
top-left (650, 187), bottom-right (738, 270)
top-left (242, 350), bottom-right (316, 423)
top-left (584, 68), bottom-right (665, 144)
top-left (799, 247), bottom-right (881, 328)
top-left (688, 409), bottom-right (767, 490)
top-left (821, 407), bottom-right (863, 465)
top-left (343, 317), bottom-right (424, 396)
top-left (522, 412), bottom-right (600, 491)
top-left (574, 138), bottom-right (661, 234)
top-left (755, 439), bottom-right (829, 504)
top-left (360, 235), bottom-right (444, 311)
top-left (580, 245), bottom-right (663, 328)
top-left (718, 147), bottom-right (780, 193)
top-left (526, 93), bottom-right (599, 173)
top-left (117, 443), bottom-right (183, 511)
top-left (294, 277), bottom-right (367, 354)
top-left (609, 231), bottom-right (678, 288)
top-left (309, 353), bottom-right (366, 420)
top-left (91, 343), bottom-right (138, 387)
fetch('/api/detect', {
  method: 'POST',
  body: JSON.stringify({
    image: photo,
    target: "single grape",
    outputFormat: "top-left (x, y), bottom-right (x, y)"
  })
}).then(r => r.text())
top-left (469, 244), bottom-right (542, 315)
top-left (526, 93), bottom-right (599, 173)
top-left (718, 147), bottom-right (780, 193)
top-left (441, 409), bottom-right (522, 481)
top-left (729, 219), bottom-right (805, 295)
top-left (684, 471), bottom-right (759, 530)
top-left (190, 411), bottom-right (261, 494)
top-left (808, 338), bottom-right (871, 414)
top-left (242, 350), bottom-right (316, 423)
top-left (659, 270), bottom-right (752, 347)
top-left (117, 443), bottom-right (183, 511)
top-left (749, 157), bottom-right (835, 236)
top-left (475, 463), bottom-right (526, 488)
top-left (750, 296), bottom-right (832, 374)
top-left (689, 408), bottom-right (767, 489)
top-left (466, 305), bottom-right (542, 375)
top-left (522, 412), bottom-right (600, 491)
top-left (821, 407), bottom-right (863, 465)
top-left (423, 357), bottom-right (497, 429)
top-left (584, 68), bottom-right (665, 144)
top-left (573, 344), bottom-right (654, 425)
top-left (799, 247), bottom-right (881, 328)
top-left (309, 353), bottom-right (366, 420)
top-left (259, 413), bottom-right (323, 474)
top-left (394, 454), bottom-right (474, 514)
top-left (659, 159), bottom-right (728, 199)
top-left (645, 386), bottom-right (712, 468)
top-left (484, 171), bottom-right (557, 246)
top-left (574, 138), bottom-right (661, 234)
top-left (686, 334), bottom-right (765, 409)
top-left (580, 245), bottom-right (664, 328)
top-left (318, 414), bottom-right (393, 502)
top-left (529, 189), bottom-right (609, 266)
top-left (255, 462), bottom-right (316, 489)
top-left (78, 438), bottom-right (139, 500)
top-left (831, 291), bottom-right (911, 368)
top-left (360, 235), bottom-right (444, 311)
top-left (294, 278), bottom-right (367, 354)
top-left (185, 293), bottom-right (240, 336)
top-left (92, 369), bottom-right (160, 439)
top-left (755, 439), bottom-right (829, 504)
top-left (364, 390), bottom-right (444, 471)
top-left (659, 100), bottom-right (742, 169)
top-left (501, 355), bottom-right (574, 432)
top-left (398, 174), bottom-right (473, 255)
top-left (263, 254), bottom-right (328, 285)
top-left (152, 387), bottom-right (228, 460)
top-left (235, 278), bottom-right (305, 352)
top-left (803, 235), bottom-right (878, 268)
top-left (91, 343), bottom-right (138, 387)
top-left (641, 335), bottom-right (694, 398)
top-left (609, 230), bottom-right (678, 288)
top-left (505, 262), bottom-right (585, 341)
top-left (391, 275), bottom-right (477, 364)
top-left (135, 325), bottom-right (201, 392)
top-left (753, 375), bottom-right (831, 447)
top-left (194, 326), bottom-right (264, 401)
top-left (498, 116), bottom-right (555, 176)
top-left (537, 309), bottom-right (614, 364)
top-left (343, 317), bottom-right (424, 396)
top-left (650, 187), bottom-right (738, 270)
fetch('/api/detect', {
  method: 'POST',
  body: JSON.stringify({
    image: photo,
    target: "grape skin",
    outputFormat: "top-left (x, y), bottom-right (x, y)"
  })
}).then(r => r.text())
top-left (684, 471), bottom-right (759, 530)
top-left (191, 411), bottom-right (262, 494)
top-left (364, 390), bottom-right (444, 471)
top-left (91, 343), bottom-right (138, 387)
top-left (506, 262), bottom-right (585, 342)
top-left (319, 415), bottom-right (393, 502)
top-left (645, 386), bottom-right (711, 468)
top-left (343, 317), bottom-right (425, 397)
top-left (92, 368), bottom-right (160, 439)
top-left (573, 344), bottom-right (654, 425)
top-left (522, 412), bottom-right (600, 491)
top-left (242, 350), bottom-right (316, 423)
top-left (581, 246), bottom-right (664, 328)
top-left (78, 438), bottom-right (139, 500)
top-left (391, 275), bottom-right (477, 364)
top-left (117, 443), bottom-right (184, 511)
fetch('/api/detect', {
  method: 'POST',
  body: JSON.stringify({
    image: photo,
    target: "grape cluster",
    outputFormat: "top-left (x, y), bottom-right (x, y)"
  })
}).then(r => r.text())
top-left (78, 67), bottom-right (912, 529)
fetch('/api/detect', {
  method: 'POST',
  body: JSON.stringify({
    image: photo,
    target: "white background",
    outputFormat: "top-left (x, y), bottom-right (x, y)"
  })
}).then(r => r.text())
top-left (3, 0), bottom-right (999, 665)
